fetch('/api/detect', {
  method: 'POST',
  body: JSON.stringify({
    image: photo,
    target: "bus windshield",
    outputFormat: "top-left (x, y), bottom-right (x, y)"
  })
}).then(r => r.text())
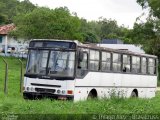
top-left (26, 49), bottom-right (75, 77)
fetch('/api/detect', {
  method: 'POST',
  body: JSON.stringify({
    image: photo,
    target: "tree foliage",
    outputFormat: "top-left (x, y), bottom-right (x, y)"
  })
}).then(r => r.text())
top-left (79, 19), bottom-right (100, 43)
top-left (98, 18), bottom-right (131, 43)
top-left (0, 0), bottom-right (36, 24)
top-left (79, 18), bottom-right (130, 43)
top-left (132, 0), bottom-right (160, 60)
top-left (10, 4), bottom-right (130, 42)
top-left (131, 20), bottom-right (160, 56)
top-left (0, 0), bottom-right (131, 43)
top-left (137, 0), bottom-right (160, 19)
top-left (12, 7), bottom-right (83, 41)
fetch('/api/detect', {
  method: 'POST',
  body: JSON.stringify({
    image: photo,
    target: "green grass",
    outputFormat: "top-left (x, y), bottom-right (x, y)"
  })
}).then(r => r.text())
top-left (158, 81), bottom-right (160, 87)
top-left (0, 93), bottom-right (160, 114)
top-left (0, 57), bottom-right (160, 119)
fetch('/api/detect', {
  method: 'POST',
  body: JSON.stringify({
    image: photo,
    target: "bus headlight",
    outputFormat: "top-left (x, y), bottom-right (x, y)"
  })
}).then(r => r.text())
top-left (26, 87), bottom-right (29, 91)
top-left (31, 87), bottom-right (34, 91)
top-left (57, 90), bottom-right (61, 94)
top-left (62, 90), bottom-right (65, 94)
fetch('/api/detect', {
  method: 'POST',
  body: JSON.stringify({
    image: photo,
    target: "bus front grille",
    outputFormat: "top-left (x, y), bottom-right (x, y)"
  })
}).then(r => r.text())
top-left (35, 88), bottom-right (56, 93)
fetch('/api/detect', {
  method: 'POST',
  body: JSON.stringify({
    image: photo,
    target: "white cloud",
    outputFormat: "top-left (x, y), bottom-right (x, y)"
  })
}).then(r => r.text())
top-left (28, 0), bottom-right (147, 28)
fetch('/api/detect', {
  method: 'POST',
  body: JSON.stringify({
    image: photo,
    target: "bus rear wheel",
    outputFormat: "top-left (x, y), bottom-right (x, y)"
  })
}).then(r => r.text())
top-left (131, 90), bottom-right (138, 98)
top-left (87, 89), bottom-right (97, 99)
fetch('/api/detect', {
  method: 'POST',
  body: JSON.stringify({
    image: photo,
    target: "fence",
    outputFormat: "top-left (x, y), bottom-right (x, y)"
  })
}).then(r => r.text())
top-left (0, 57), bottom-right (24, 95)
top-left (0, 52), bottom-right (27, 59)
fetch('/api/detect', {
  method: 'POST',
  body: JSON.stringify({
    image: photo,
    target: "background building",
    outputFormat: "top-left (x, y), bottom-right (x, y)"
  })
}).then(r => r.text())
top-left (98, 39), bottom-right (145, 54)
top-left (0, 24), bottom-right (28, 54)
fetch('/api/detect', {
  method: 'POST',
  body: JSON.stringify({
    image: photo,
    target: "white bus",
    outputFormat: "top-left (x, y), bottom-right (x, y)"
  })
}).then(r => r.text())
top-left (23, 39), bottom-right (158, 101)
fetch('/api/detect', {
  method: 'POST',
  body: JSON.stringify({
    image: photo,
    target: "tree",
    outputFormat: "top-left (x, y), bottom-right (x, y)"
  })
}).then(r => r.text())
top-left (137, 0), bottom-right (160, 19)
top-left (96, 18), bottom-right (131, 43)
top-left (80, 19), bottom-right (100, 43)
top-left (131, 20), bottom-right (160, 55)
top-left (98, 18), bottom-right (119, 39)
top-left (0, 0), bottom-right (36, 24)
top-left (134, 0), bottom-right (160, 60)
top-left (0, 14), bottom-right (8, 24)
top-left (0, 0), bottom-right (130, 44)
top-left (11, 7), bottom-right (83, 41)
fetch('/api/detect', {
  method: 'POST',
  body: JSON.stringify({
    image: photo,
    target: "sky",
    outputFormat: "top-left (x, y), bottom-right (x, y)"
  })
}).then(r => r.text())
top-left (28, 0), bottom-right (148, 28)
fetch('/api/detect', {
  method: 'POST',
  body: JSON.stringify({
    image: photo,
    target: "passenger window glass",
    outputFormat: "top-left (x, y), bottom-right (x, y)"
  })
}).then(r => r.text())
top-left (132, 56), bottom-right (140, 73)
top-left (80, 53), bottom-right (88, 70)
top-left (123, 55), bottom-right (130, 72)
top-left (141, 57), bottom-right (147, 74)
top-left (101, 52), bottom-right (111, 71)
top-left (77, 51), bottom-right (88, 77)
top-left (112, 53), bottom-right (121, 72)
top-left (89, 50), bottom-right (100, 71)
top-left (148, 58), bottom-right (156, 74)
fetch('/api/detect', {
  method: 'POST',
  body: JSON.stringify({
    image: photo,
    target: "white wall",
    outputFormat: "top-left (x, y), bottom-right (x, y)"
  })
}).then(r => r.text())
top-left (1, 35), bottom-right (28, 47)
top-left (97, 44), bottom-right (145, 54)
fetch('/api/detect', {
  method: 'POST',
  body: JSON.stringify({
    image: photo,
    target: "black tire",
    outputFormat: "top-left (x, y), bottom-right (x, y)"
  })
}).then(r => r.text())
top-left (87, 91), bottom-right (97, 99)
top-left (131, 91), bottom-right (137, 98)
top-left (23, 93), bottom-right (35, 100)
top-left (23, 94), bottom-right (30, 100)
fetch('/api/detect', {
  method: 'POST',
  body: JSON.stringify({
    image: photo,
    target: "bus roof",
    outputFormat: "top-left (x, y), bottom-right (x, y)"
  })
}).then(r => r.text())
top-left (78, 43), bottom-right (157, 59)
top-left (31, 39), bottom-right (79, 44)
top-left (30, 39), bottom-right (157, 59)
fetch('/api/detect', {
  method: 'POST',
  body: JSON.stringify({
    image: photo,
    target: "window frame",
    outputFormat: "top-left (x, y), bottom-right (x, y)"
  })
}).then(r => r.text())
top-left (89, 49), bottom-right (100, 71)
top-left (148, 58), bottom-right (157, 75)
top-left (76, 45), bottom-right (157, 76)
top-left (112, 52), bottom-right (122, 72)
top-left (101, 51), bottom-right (112, 72)
top-left (141, 57), bottom-right (147, 74)
top-left (122, 54), bottom-right (131, 73)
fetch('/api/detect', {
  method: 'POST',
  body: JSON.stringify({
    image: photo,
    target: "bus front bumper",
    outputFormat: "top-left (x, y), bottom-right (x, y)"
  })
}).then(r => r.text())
top-left (23, 92), bottom-right (74, 100)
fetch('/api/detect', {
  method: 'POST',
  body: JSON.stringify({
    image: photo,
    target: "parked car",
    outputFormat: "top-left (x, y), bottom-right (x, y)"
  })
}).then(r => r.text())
top-left (7, 47), bottom-right (12, 53)
top-left (1, 46), bottom-right (16, 53)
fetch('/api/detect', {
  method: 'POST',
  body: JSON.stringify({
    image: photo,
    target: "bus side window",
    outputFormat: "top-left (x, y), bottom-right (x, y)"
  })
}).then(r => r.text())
top-left (123, 55), bottom-right (130, 72)
top-left (89, 50), bottom-right (100, 71)
top-left (112, 53), bottom-right (121, 72)
top-left (78, 52), bottom-right (88, 70)
top-left (77, 52), bottom-right (88, 77)
top-left (148, 58), bottom-right (156, 75)
top-left (141, 57), bottom-right (147, 74)
top-left (101, 52), bottom-right (111, 71)
top-left (132, 56), bottom-right (140, 73)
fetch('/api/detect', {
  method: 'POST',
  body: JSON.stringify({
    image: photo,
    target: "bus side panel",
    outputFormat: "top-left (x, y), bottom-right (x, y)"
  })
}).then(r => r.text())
top-left (74, 72), bottom-right (122, 101)
top-left (121, 74), bottom-right (157, 98)
top-left (74, 72), bottom-right (157, 101)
